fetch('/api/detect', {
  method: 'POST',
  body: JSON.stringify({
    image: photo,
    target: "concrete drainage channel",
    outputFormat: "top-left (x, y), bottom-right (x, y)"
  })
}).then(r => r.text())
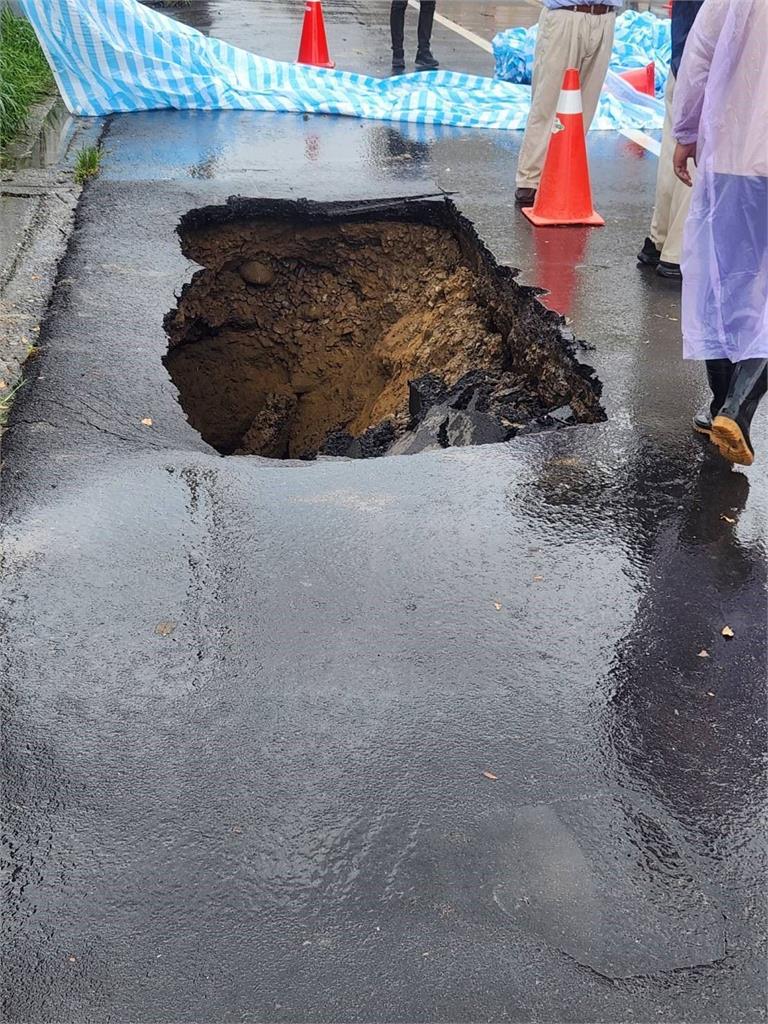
top-left (163, 196), bottom-right (605, 460)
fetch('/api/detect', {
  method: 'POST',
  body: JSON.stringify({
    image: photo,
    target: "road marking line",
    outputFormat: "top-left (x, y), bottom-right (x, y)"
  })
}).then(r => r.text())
top-left (407, 0), bottom-right (492, 53)
top-left (619, 127), bottom-right (661, 156)
top-left (408, 1), bottom-right (660, 157)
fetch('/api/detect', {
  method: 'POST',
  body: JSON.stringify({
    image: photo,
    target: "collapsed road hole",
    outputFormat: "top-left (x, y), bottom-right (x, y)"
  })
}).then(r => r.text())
top-left (163, 196), bottom-right (605, 460)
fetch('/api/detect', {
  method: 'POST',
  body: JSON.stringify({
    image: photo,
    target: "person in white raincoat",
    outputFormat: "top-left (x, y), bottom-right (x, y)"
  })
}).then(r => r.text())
top-left (672, 0), bottom-right (768, 466)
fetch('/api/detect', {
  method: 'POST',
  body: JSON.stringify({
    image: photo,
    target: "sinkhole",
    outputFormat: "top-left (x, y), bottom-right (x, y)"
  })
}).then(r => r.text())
top-left (163, 196), bottom-right (605, 460)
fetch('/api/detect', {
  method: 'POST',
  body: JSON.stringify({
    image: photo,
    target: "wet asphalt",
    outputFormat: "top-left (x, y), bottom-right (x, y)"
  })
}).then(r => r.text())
top-left (2, 2), bottom-right (766, 1022)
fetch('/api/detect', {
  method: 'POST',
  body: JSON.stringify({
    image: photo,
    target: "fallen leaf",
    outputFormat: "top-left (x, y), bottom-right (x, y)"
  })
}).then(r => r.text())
top-left (141, 417), bottom-right (153, 426)
top-left (697, 649), bottom-right (710, 658)
top-left (493, 601), bottom-right (502, 611)
top-left (154, 620), bottom-right (176, 637)
top-left (721, 626), bottom-right (735, 638)
top-left (482, 771), bottom-right (498, 781)
top-left (720, 515), bottom-right (736, 524)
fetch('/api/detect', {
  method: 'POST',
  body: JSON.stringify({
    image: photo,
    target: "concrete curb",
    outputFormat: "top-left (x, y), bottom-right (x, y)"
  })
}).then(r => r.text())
top-left (0, 98), bottom-right (105, 433)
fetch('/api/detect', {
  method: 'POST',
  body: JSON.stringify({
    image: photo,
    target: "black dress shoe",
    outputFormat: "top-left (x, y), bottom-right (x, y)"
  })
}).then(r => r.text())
top-left (391, 54), bottom-right (405, 72)
top-left (637, 236), bottom-right (661, 266)
top-left (657, 260), bottom-right (682, 279)
top-left (515, 187), bottom-right (537, 206)
top-left (414, 49), bottom-right (439, 70)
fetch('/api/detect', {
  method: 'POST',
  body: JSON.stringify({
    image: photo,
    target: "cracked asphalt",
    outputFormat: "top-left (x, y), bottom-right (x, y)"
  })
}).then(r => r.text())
top-left (1, 2), bottom-right (766, 1022)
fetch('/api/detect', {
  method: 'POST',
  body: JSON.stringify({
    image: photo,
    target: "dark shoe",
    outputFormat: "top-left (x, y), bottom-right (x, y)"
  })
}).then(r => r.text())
top-left (391, 54), bottom-right (405, 72)
top-left (657, 260), bottom-right (682, 280)
top-left (416, 0), bottom-right (436, 62)
top-left (515, 187), bottom-right (537, 206)
top-left (415, 50), bottom-right (439, 70)
top-left (710, 358), bottom-right (768, 466)
top-left (637, 237), bottom-right (661, 266)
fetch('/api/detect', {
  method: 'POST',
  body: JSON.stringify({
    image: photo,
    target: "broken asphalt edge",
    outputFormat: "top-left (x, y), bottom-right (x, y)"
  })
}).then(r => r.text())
top-left (168, 193), bottom-right (606, 458)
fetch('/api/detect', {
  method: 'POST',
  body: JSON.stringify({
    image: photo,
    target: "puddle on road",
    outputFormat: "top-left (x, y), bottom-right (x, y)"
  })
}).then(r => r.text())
top-left (163, 196), bottom-right (605, 459)
top-left (2, 99), bottom-right (74, 171)
top-left (492, 800), bottom-right (726, 979)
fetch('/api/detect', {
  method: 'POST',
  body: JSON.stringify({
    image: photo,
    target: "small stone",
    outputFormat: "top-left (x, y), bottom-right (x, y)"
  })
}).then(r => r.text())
top-left (238, 261), bottom-right (275, 286)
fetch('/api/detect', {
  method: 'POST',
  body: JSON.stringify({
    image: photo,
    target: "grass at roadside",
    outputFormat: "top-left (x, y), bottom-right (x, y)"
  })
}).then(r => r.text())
top-left (0, 380), bottom-right (25, 427)
top-left (74, 144), bottom-right (103, 184)
top-left (0, 3), bottom-right (54, 150)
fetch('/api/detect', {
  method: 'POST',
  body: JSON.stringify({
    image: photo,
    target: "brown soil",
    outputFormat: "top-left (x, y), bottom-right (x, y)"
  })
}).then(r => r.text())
top-left (164, 198), bottom-right (604, 458)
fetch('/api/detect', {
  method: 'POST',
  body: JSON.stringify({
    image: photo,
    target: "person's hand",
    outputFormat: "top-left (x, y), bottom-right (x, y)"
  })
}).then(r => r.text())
top-left (673, 142), bottom-right (697, 187)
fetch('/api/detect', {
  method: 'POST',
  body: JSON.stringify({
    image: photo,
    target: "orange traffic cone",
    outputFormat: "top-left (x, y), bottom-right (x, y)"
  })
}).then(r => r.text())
top-left (619, 61), bottom-right (656, 96)
top-left (523, 68), bottom-right (604, 227)
top-left (297, 1), bottom-right (335, 69)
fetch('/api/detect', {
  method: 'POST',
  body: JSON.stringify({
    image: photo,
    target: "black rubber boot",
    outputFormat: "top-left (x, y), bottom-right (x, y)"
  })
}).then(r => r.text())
top-left (693, 358), bottom-right (733, 436)
top-left (415, 1), bottom-right (439, 69)
top-left (390, 1), bottom-right (406, 71)
top-left (710, 358), bottom-right (768, 466)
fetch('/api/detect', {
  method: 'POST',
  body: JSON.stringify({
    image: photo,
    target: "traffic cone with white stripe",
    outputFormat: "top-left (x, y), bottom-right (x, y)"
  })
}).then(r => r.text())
top-left (297, 1), bottom-right (335, 69)
top-left (523, 68), bottom-right (604, 227)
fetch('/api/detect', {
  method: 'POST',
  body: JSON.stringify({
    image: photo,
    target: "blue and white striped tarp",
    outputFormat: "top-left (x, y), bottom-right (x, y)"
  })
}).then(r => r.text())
top-left (494, 10), bottom-right (672, 97)
top-left (17, 0), bottom-right (663, 131)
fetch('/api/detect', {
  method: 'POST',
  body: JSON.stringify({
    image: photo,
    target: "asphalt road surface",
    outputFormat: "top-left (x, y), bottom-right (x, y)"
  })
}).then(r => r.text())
top-left (2, 2), bottom-right (766, 1022)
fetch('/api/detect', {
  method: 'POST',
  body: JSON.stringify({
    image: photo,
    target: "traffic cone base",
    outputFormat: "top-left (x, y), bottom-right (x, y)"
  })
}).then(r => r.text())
top-left (522, 207), bottom-right (605, 227)
top-left (522, 68), bottom-right (603, 228)
top-left (298, 1), bottom-right (335, 69)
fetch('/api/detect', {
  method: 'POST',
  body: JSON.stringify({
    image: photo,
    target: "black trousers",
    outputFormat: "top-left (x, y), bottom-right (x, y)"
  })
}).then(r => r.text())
top-left (390, 1), bottom-right (436, 57)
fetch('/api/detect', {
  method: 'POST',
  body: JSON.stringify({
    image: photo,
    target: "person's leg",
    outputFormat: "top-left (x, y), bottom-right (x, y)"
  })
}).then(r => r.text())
top-left (579, 10), bottom-right (616, 129)
top-left (711, 360), bottom-right (768, 465)
top-left (706, 174), bottom-right (768, 464)
top-left (415, 1), bottom-right (438, 69)
top-left (642, 73), bottom-right (676, 263)
top-left (655, 76), bottom-right (695, 276)
top-left (693, 359), bottom-right (733, 435)
top-left (390, 1), bottom-right (407, 71)
top-left (516, 9), bottom-right (585, 192)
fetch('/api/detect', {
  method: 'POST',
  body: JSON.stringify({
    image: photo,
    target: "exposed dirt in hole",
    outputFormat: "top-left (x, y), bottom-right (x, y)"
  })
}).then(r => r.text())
top-left (164, 196), bottom-right (604, 459)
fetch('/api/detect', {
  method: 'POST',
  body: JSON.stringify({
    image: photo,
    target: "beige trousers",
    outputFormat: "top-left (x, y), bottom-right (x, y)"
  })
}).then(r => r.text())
top-left (516, 6), bottom-right (616, 190)
top-left (649, 72), bottom-right (694, 265)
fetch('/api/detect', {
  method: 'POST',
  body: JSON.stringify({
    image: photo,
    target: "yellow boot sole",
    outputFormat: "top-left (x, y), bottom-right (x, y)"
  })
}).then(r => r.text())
top-left (710, 415), bottom-right (754, 466)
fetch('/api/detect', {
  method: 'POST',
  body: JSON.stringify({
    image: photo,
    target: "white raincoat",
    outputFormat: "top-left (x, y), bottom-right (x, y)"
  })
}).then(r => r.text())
top-left (673, 0), bottom-right (768, 361)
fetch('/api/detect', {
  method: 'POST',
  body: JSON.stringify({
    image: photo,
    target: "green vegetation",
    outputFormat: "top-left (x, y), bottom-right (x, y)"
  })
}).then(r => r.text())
top-left (74, 144), bottom-right (103, 184)
top-left (0, 3), bottom-right (54, 150)
top-left (0, 380), bottom-right (25, 427)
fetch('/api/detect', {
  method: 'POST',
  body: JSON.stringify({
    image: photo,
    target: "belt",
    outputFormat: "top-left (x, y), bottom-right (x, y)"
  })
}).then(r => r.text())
top-left (561, 4), bottom-right (614, 13)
